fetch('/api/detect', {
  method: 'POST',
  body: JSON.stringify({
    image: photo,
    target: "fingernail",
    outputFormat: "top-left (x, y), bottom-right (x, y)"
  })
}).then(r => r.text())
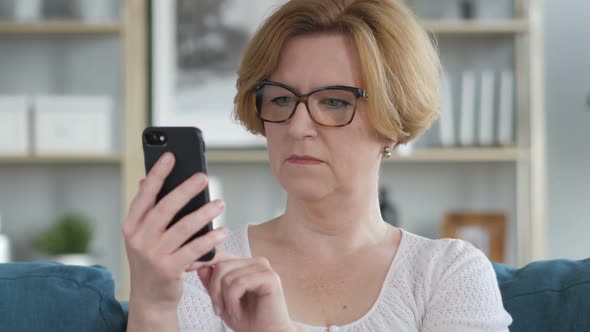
top-left (192, 173), bottom-right (205, 185)
top-left (161, 153), bottom-right (172, 164)
top-left (215, 199), bottom-right (225, 210)
top-left (213, 305), bottom-right (220, 316)
top-left (216, 227), bottom-right (228, 239)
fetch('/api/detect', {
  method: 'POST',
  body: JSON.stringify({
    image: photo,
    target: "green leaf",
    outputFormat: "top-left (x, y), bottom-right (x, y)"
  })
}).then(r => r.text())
top-left (35, 213), bottom-right (94, 255)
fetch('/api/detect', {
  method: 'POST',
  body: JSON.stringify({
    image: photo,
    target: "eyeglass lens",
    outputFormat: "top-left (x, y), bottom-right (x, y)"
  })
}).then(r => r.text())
top-left (257, 84), bottom-right (357, 126)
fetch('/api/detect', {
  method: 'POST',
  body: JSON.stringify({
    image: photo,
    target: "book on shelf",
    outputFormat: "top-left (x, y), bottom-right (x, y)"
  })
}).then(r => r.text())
top-left (497, 70), bottom-right (514, 146)
top-left (460, 71), bottom-right (476, 146)
top-left (439, 73), bottom-right (455, 146)
top-left (478, 70), bottom-right (495, 146)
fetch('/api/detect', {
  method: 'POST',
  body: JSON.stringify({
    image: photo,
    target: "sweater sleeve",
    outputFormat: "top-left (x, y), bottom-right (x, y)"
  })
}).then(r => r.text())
top-left (421, 240), bottom-right (512, 332)
top-left (177, 271), bottom-right (226, 331)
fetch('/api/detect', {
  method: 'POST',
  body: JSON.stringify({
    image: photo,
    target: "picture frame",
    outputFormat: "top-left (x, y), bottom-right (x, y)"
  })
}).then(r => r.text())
top-left (459, 71), bottom-right (476, 146)
top-left (442, 212), bottom-right (507, 262)
top-left (149, 0), bottom-right (286, 147)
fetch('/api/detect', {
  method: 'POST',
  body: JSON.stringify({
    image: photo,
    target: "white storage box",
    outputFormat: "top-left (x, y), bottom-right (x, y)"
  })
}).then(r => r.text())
top-left (33, 96), bottom-right (113, 155)
top-left (0, 95), bottom-right (30, 156)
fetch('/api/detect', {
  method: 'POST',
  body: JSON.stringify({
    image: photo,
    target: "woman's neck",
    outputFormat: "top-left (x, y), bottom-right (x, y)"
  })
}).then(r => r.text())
top-left (271, 188), bottom-right (390, 259)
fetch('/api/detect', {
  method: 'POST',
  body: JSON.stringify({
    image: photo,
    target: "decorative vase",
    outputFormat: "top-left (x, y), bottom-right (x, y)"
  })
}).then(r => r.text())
top-left (0, 212), bottom-right (12, 263)
top-left (53, 254), bottom-right (96, 266)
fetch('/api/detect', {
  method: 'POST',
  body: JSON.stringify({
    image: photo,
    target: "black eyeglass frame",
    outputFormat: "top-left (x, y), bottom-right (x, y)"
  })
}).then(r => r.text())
top-left (254, 80), bottom-right (369, 127)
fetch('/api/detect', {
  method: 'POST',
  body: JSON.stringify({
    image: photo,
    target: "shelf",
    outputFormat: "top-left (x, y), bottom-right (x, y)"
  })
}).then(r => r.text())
top-left (0, 20), bottom-right (525, 36)
top-left (0, 154), bottom-right (122, 165)
top-left (386, 147), bottom-right (521, 162)
top-left (0, 21), bottom-right (121, 35)
top-left (422, 20), bottom-right (528, 35)
top-left (206, 147), bottom-right (522, 163)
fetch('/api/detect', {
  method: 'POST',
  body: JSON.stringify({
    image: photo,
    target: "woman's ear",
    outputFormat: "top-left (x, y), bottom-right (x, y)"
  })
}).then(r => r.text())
top-left (387, 139), bottom-right (398, 150)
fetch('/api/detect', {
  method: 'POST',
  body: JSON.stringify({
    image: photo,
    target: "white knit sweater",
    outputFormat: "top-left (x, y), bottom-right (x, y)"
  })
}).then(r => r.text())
top-left (177, 224), bottom-right (512, 331)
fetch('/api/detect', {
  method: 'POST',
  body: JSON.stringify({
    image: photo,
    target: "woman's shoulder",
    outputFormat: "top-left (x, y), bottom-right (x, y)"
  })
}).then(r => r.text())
top-left (401, 229), bottom-right (489, 264)
top-left (395, 230), bottom-right (511, 329)
top-left (396, 229), bottom-right (495, 283)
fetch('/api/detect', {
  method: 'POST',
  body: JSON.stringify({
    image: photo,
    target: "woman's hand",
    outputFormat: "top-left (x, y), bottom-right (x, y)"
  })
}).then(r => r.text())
top-left (196, 252), bottom-right (300, 332)
top-left (122, 152), bottom-right (228, 314)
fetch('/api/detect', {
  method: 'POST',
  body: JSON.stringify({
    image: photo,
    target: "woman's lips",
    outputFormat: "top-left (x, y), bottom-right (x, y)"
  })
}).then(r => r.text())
top-left (287, 154), bottom-right (324, 165)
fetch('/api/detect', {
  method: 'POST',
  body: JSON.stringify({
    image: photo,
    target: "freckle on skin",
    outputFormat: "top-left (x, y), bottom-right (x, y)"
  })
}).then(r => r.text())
top-left (343, 305), bottom-right (348, 310)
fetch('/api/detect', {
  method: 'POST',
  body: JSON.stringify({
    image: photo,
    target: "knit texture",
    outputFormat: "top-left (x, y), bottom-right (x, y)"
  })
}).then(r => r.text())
top-left (177, 224), bottom-right (512, 331)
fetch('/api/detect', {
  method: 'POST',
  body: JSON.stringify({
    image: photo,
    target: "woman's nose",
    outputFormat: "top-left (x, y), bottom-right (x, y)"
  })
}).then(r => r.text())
top-left (286, 101), bottom-right (318, 139)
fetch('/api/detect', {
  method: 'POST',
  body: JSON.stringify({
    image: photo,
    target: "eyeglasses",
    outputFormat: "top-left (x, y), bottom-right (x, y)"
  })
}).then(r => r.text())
top-left (254, 80), bottom-right (368, 127)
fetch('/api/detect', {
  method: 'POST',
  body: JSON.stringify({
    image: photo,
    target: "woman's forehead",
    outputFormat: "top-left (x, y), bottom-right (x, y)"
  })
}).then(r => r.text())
top-left (269, 33), bottom-right (364, 92)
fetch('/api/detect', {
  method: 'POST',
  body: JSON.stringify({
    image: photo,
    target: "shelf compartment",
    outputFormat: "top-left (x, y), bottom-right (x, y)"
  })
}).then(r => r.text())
top-left (0, 22), bottom-right (121, 35)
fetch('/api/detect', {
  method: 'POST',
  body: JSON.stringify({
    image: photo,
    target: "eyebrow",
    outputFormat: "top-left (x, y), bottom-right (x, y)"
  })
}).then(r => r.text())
top-left (264, 80), bottom-right (360, 94)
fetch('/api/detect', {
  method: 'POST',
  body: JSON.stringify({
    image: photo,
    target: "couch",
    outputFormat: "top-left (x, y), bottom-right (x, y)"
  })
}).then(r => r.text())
top-left (1, 259), bottom-right (589, 331)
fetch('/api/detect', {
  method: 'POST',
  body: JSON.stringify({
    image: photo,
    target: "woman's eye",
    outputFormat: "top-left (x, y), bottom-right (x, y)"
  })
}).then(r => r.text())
top-left (321, 98), bottom-right (350, 108)
top-left (271, 96), bottom-right (294, 106)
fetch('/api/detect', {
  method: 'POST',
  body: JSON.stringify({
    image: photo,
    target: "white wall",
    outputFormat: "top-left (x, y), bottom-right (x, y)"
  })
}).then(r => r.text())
top-left (544, 0), bottom-right (590, 259)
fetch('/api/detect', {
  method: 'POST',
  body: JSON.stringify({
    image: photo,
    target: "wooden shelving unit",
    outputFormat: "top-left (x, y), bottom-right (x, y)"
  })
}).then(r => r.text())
top-left (0, 5), bottom-right (127, 297)
top-left (0, 154), bottom-right (122, 165)
top-left (0, 22), bottom-right (121, 35)
top-left (205, 147), bottom-right (522, 164)
top-left (387, 147), bottom-right (522, 162)
top-left (0, 0), bottom-right (544, 298)
top-left (119, 0), bottom-right (545, 298)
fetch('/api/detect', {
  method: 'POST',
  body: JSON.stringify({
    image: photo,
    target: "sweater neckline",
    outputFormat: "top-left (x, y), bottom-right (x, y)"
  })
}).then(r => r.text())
top-left (240, 223), bottom-right (408, 330)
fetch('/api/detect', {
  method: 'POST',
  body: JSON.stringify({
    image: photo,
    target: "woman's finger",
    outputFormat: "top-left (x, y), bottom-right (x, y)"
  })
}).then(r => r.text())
top-left (206, 257), bottom-right (256, 315)
top-left (172, 226), bottom-right (229, 268)
top-left (207, 257), bottom-right (273, 317)
top-left (186, 250), bottom-right (237, 272)
top-left (157, 199), bottom-right (224, 254)
top-left (140, 172), bottom-right (208, 243)
top-left (221, 264), bottom-right (271, 321)
top-left (194, 265), bottom-right (212, 283)
top-left (123, 153), bottom-right (175, 234)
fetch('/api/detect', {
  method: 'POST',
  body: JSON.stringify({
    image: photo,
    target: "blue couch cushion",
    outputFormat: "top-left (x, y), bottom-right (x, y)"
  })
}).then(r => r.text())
top-left (493, 259), bottom-right (590, 332)
top-left (0, 261), bottom-right (127, 332)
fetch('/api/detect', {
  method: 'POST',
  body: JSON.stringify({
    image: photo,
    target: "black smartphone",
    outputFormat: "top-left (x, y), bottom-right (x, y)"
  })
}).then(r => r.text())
top-left (142, 126), bottom-right (215, 261)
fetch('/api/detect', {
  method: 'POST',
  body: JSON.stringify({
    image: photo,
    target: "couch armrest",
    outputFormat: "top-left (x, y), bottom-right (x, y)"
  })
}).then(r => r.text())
top-left (493, 259), bottom-right (590, 332)
top-left (0, 261), bottom-right (128, 332)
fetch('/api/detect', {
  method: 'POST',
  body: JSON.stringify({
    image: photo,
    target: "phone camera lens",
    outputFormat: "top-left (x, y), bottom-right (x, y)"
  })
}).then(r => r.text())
top-left (144, 132), bottom-right (159, 145)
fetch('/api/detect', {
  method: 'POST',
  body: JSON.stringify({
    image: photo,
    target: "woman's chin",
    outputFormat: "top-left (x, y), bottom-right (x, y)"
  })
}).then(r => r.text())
top-left (279, 179), bottom-right (331, 201)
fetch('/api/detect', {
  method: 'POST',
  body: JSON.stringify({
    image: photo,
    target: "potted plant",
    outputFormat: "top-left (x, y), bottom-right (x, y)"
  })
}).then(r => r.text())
top-left (35, 213), bottom-right (95, 266)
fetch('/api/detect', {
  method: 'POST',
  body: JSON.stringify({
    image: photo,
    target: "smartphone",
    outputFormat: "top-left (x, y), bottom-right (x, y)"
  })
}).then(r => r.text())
top-left (142, 126), bottom-right (215, 261)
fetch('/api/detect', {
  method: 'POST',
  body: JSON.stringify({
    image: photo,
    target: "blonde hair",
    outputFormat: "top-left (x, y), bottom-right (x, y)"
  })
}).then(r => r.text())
top-left (233, 0), bottom-right (441, 144)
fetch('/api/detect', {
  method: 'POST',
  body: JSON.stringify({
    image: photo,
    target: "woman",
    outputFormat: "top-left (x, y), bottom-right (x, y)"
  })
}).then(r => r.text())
top-left (123, 0), bottom-right (512, 331)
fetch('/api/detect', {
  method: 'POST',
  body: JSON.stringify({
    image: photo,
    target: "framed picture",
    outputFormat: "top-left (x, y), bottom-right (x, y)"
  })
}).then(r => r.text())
top-left (150, 0), bottom-right (286, 147)
top-left (442, 212), bottom-right (507, 262)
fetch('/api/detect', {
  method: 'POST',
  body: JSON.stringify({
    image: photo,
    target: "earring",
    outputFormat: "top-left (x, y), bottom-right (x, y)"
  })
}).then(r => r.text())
top-left (383, 146), bottom-right (392, 159)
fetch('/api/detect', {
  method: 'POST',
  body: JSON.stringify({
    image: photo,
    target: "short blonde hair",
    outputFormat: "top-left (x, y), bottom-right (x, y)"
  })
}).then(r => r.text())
top-left (233, 0), bottom-right (441, 144)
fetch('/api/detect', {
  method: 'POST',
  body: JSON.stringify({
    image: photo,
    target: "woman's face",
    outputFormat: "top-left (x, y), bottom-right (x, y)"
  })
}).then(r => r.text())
top-left (264, 33), bottom-right (388, 201)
